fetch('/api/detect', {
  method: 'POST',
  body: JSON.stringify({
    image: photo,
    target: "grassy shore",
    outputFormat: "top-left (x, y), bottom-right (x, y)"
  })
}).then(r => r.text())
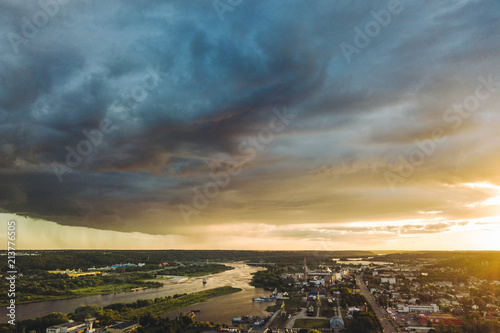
top-left (116, 286), bottom-right (242, 320)
top-left (0, 282), bottom-right (160, 306)
top-left (158, 264), bottom-right (235, 277)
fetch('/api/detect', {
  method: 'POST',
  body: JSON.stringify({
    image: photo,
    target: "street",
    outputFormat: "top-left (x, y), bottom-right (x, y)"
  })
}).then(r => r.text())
top-left (355, 274), bottom-right (398, 333)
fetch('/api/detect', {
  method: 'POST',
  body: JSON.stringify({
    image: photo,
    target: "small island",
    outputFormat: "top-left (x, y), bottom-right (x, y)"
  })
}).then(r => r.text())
top-left (157, 263), bottom-right (235, 277)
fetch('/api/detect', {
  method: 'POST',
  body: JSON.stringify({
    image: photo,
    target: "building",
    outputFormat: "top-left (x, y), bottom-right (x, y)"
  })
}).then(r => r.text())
top-left (110, 263), bottom-right (136, 269)
top-left (47, 269), bottom-right (101, 277)
top-left (407, 327), bottom-right (434, 333)
top-left (381, 276), bottom-right (396, 284)
top-left (46, 322), bottom-right (89, 333)
top-left (310, 278), bottom-right (326, 287)
top-left (308, 292), bottom-right (326, 298)
top-left (419, 314), bottom-right (461, 326)
top-left (330, 316), bottom-right (344, 329)
top-left (397, 304), bottom-right (439, 313)
top-left (107, 321), bottom-right (139, 333)
top-left (303, 257), bottom-right (308, 282)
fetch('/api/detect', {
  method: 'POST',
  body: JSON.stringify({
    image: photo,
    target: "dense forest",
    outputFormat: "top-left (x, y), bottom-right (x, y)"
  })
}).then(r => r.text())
top-left (0, 250), bottom-right (375, 273)
top-left (249, 267), bottom-right (287, 290)
top-left (375, 251), bottom-right (500, 282)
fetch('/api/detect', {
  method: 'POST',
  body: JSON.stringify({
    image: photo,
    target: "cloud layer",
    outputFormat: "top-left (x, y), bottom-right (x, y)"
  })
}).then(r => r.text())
top-left (1, 0), bottom-right (500, 248)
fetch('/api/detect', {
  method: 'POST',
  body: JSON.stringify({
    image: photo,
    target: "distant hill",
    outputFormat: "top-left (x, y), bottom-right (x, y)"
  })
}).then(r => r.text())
top-left (0, 249), bottom-right (375, 272)
top-left (375, 251), bottom-right (500, 281)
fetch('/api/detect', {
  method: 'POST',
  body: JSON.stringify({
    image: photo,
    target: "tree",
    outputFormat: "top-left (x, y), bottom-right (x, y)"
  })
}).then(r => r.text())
top-left (345, 312), bottom-right (380, 333)
top-left (75, 305), bottom-right (101, 321)
top-left (179, 315), bottom-right (194, 328)
top-left (41, 312), bottom-right (69, 328)
top-left (140, 313), bottom-right (159, 327)
top-left (97, 309), bottom-right (116, 325)
top-left (377, 295), bottom-right (388, 307)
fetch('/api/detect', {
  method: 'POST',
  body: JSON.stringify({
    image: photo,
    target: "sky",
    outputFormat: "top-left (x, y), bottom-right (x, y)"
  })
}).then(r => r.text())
top-left (1, 0), bottom-right (500, 250)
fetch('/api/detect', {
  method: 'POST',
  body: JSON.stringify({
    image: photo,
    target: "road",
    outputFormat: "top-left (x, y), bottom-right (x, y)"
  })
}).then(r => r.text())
top-left (261, 309), bottom-right (282, 330)
top-left (355, 274), bottom-right (397, 333)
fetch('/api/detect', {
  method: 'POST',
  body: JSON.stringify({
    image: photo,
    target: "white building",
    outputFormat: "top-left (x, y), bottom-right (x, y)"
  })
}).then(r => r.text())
top-left (397, 304), bottom-right (439, 313)
top-left (330, 316), bottom-right (344, 329)
top-left (46, 322), bottom-right (90, 333)
top-left (381, 276), bottom-right (396, 284)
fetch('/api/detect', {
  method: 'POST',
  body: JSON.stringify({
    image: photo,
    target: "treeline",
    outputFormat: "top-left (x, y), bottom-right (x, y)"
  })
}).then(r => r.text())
top-left (344, 311), bottom-right (381, 333)
top-left (158, 264), bottom-right (234, 277)
top-left (337, 287), bottom-right (367, 308)
top-left (376, 251), bottom-right (500, 282)
top-left (0, 287), bottom-right (241, 333)
top-left (460, 312), bottom-right (500, 333)
top-left (0, 250), bottom-right (375, 273)
top-left (136, 314), bottom-right (229, 333)
top-left (0, 312), bottom-right (70, 333)
top-left (250, 268), bottom-right (286, 290)
top-left (333, 287), bottom-right (383, 333)
top-left (0, 312), bottom-right (230, 333)
top-left (435, 253), bottom-right (500, 282)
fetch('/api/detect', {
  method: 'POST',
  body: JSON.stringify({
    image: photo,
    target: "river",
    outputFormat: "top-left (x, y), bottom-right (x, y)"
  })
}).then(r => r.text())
top-left (2, 264), bottom-right (274, 324)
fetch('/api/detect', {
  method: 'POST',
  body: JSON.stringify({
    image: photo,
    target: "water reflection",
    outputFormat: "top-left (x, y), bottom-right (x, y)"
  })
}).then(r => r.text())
top-left (2, 264), bottom-right (272, 323)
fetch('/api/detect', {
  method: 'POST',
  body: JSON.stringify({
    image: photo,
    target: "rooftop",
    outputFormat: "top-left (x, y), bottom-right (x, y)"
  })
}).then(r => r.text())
top-left (109, 322), bottom-right (139, 330)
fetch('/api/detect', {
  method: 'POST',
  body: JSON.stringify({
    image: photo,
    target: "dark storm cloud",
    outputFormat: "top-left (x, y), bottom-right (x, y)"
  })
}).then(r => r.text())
top-left (1, 1), bottom-right (500, 233)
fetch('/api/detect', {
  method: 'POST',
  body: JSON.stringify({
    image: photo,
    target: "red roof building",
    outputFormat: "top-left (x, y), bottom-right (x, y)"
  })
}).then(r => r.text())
top-left (419, 314), bottom-right (462, 326)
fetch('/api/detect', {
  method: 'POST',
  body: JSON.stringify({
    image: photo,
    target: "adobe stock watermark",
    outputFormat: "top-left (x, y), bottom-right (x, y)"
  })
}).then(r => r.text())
top-left (8, 0), bottom-right (71, 54)
top-left (384, 74), bottom-right (500, 190)
top-left (51, 66), bottom-right (166, 182)
top-left (213, 0), bottom-right (242, 22)
top-left (339, 0), bottom-right (403, 64)
top-left (6, 220), bottom-right (17, 325)
top-left (178, 107), bottom-right (296, 224)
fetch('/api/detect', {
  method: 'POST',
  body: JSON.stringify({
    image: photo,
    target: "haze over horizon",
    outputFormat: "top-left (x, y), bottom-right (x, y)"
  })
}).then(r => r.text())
top-left (1, 1), bottom-right (500, 251)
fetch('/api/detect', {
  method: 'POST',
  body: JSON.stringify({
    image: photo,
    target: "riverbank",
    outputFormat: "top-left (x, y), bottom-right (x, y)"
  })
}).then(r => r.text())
top-left (1, 264), bottom-right (233, 307)
top-left (0, 281), bottom-right (163, 307)
top-left (2, 263), bottom-right (265, 322)
top-left (154, 275), bottom-right (189, 283)
top-left (111, 286), bottom-right (243, 320)
top-left (8, 286), bottom-right (243, 333)
top-left (157, 264), bottom-right (235, 277)
top-left (160, 286), bottom-right (273, 325)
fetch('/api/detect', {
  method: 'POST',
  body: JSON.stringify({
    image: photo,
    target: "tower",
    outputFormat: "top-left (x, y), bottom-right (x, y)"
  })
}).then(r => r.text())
top-left (304, 257), bottom-right (308, 282)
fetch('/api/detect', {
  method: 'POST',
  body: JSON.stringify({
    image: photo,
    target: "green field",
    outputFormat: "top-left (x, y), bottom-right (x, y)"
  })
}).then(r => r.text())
top-left (283, 295), bottom-right (303, 310)
top-left (319, 302), bottom-right (336, 318)
top-left (71, 283), bottom-right (143, 296)
top-left (293, 319), bottom-right (330, 329)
